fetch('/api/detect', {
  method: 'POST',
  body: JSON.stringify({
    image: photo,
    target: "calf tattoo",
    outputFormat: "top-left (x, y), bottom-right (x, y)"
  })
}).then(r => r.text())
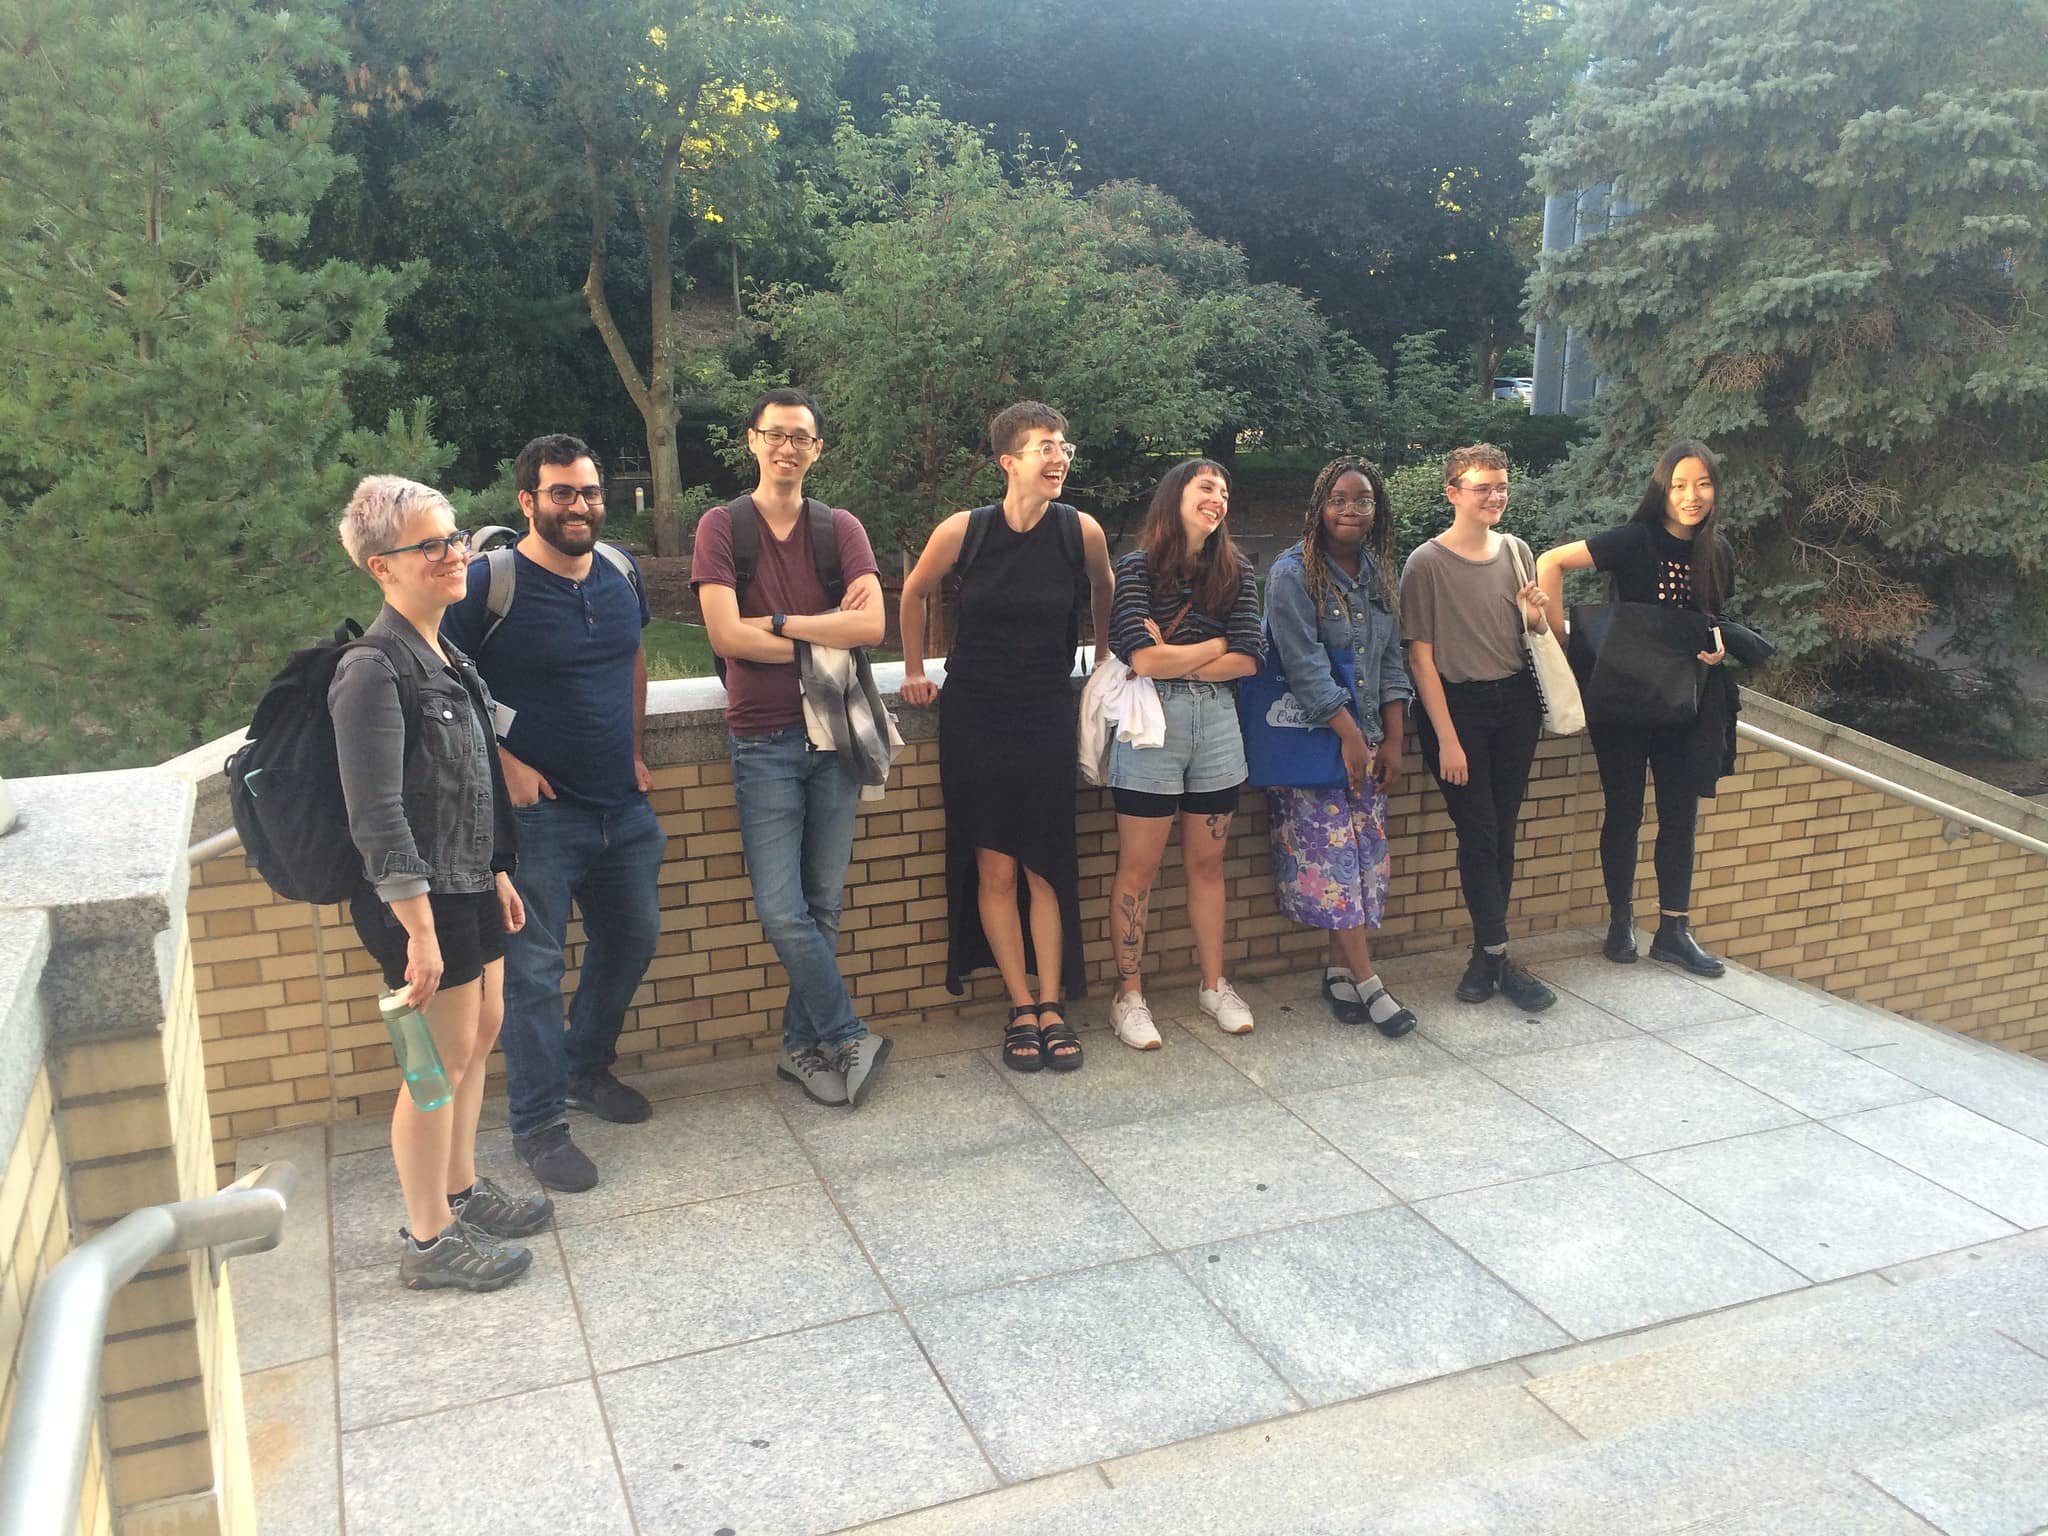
top-left (1116, 890), bottom-right (1148, 978)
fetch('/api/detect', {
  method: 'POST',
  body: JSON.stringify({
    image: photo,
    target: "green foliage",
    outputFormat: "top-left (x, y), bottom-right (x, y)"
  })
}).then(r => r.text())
top-left (1525, 0), bottom-right (2048, 690)
top-left (0, 0), bottom-right (442, 774)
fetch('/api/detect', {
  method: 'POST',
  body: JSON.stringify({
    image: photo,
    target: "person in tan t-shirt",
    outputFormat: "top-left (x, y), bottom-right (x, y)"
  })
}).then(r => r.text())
top-left (1399, 443), bottom-right (1558, 1012)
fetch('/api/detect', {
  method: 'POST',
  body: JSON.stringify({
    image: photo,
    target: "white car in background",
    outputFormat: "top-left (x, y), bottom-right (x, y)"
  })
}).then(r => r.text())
top-left (1493, 376), bottom-right (1534, 405)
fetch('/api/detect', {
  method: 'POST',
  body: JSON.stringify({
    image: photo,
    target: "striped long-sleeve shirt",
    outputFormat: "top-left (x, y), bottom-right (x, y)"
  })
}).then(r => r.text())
top-left (1107, 549), bottom-right (1264, 666)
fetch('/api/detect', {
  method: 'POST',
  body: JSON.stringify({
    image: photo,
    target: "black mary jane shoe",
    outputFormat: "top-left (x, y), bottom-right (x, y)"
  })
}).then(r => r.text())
top-left (1604, 916), bottom-right (1639, 965)
top-left (1322, 972), bottom-right (1371, 1025)
top-left (1649, 918), bottom-right (1726, 978)
top-left (1002, 1005), bottom-right (1045, 1072)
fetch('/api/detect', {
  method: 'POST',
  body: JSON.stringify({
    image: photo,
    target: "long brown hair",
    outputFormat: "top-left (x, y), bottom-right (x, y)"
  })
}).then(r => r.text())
top-left (1137, 458), bottom-right (1242, 618)
top-left (1300, 456), bottom-right (1397, 615)
top-left (1628, 440), bottom-right (1732, 612)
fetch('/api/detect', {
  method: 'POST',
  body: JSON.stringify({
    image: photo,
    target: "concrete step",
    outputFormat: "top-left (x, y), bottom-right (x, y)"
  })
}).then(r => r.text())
top-left (1856, 1402), bottom-right (2048, 1535)
top-left (1290, 1288), bottom-right (2048, 1534)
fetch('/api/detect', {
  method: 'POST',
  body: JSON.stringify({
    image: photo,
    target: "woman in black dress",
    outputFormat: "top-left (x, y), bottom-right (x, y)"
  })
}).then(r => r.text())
top-left (900, 401), bottom-right (1116, 1072)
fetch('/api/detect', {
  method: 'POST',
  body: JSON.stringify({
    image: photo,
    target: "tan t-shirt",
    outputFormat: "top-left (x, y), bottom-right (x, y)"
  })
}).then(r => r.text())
top-left (1398, 535), bottom-right (1533, 684)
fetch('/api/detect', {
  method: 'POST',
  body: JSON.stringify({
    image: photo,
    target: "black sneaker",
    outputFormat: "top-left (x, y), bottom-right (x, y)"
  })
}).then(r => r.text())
top-left (1497, 958), bottom-right (1557, 1012)
top-left (399, 1222), bottom-right (532, 1292)
top-left (451, 1175), bottom-right (554, 1239)
top-left (1455, 947), bottom-right (1498, 1003)
top-left (513, 1122), bottom-right (598, 1192)
top-left (566, 1065), bottom-right (652, 1124)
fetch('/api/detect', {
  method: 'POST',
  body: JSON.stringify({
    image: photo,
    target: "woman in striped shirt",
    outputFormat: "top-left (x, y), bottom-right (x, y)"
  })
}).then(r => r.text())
top-left (1103, 458), bottom-right (1265, 1049)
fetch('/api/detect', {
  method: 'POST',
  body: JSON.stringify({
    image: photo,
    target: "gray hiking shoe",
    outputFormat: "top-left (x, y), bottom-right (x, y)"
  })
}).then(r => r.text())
top-left (399, 1221), bottom-right (532, 1292)
top-left (831, 1033), bottom-right (893, 1109)
top-left (451, 1175), bottom-right (554, 1239)
top-left (778, 1047), bottom-right (849, 1106)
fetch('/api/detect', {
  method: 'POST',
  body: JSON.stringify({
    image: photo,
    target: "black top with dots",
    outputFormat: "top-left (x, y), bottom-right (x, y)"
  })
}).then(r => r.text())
top-left (1584, 521), bottom-right (1732, 611)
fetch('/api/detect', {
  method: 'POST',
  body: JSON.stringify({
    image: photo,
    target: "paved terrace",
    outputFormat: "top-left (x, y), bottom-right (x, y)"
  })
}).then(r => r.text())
top-left (231, 929), bottom-right (2048, 1536)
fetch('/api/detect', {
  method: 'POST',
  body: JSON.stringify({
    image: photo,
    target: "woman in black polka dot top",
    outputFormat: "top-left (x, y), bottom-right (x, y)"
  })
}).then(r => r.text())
top-left (1535, 442), bottom-right (1738, 977)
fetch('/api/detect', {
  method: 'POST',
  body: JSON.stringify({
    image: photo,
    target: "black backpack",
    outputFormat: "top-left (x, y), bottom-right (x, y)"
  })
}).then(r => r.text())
top-left (224, 621), bottom-right (415, 905)
top-left (703, 493), bottom-right (844, 680)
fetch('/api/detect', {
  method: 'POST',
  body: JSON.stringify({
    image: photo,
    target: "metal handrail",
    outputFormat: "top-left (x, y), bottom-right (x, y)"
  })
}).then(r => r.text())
top-left (1737, 723), bottom-right (2048, 860)
top-left (186, 826), bottom-right (241, 865)
top-left (0, 1161), bottom-right (297, 1536)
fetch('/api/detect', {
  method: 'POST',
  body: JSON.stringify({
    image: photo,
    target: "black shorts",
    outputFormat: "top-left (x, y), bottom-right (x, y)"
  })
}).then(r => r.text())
top-left (349, 887), bottom-right (506, 992)
top-left (1111, 782), bottom-right (1244, 819)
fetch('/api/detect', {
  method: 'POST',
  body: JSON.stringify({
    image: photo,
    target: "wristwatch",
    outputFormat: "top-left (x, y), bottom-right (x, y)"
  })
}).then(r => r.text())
top-left (771, 613), bottom-right (788, 637)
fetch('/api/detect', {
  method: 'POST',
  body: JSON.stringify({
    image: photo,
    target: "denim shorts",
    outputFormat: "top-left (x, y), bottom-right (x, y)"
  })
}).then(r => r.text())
top-left (1108, 680), bottom-right (1248, 796)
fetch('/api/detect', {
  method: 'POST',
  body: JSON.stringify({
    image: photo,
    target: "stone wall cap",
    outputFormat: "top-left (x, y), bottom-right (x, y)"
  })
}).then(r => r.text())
top-left (0, 769), bottom-right (196, 941)
top-left (0, 909), bottom-right (51, 1169)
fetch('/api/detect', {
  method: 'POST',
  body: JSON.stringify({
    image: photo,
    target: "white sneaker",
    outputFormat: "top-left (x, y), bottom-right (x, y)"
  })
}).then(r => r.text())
top-left (1199, 979), bottom-right (1256, 1035)
top-left (1110, 991), bottom-right (1163, 1050)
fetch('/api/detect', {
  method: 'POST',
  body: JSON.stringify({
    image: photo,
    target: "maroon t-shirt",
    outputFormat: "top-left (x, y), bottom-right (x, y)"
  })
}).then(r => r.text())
top-left (691, 500), bottom-right (881, 736)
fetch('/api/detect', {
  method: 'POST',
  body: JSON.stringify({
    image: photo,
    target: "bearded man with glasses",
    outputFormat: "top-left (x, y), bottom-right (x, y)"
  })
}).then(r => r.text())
top-left (441, 433), bottom-right (665, 1193)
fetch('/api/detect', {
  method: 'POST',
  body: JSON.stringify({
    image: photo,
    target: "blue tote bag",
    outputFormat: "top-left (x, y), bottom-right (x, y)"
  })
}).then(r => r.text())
top-left (1237, 643), bottom-right (1357, 789)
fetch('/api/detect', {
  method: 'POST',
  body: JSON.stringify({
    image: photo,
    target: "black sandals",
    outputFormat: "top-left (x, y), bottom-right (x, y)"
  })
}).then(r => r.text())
top-left (1003, 1005), bottom-right (1045, 1072)
top-left (1037, 1002), bottom-right (1084, 1073)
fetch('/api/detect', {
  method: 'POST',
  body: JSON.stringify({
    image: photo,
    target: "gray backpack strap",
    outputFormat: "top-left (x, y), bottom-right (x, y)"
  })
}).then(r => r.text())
top-left (470, 525), bottom-right (522, 653)
top-left (592, 541), bottom-right (641, 601)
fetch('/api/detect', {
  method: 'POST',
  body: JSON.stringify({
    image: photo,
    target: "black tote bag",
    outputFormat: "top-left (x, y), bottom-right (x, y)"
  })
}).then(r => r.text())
top-left (1570, 602), bottom-right (1712, 727)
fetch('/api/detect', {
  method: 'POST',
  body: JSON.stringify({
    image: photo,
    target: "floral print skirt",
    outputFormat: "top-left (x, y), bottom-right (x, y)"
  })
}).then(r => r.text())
top-left (1266, 781), bottom-right (1391, 931)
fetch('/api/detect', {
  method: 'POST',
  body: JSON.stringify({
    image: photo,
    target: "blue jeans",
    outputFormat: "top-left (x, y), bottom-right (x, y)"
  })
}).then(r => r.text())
top-left (728, 727), bottom-right (866, 1054)
top-left (501, 795), bottom-right (665, 1138)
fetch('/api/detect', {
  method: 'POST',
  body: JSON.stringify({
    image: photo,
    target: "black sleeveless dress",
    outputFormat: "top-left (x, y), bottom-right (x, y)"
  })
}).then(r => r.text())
top-left (939, 507), bottom-right (1088, 999)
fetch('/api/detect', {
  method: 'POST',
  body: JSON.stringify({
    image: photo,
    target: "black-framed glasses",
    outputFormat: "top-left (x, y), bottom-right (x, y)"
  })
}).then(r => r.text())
top-left (753, 428), bottom-right (822, 451)
top-left (374, 528), bottom-right (473, 562)
top-left (538, 484), bottom-right (605, 507)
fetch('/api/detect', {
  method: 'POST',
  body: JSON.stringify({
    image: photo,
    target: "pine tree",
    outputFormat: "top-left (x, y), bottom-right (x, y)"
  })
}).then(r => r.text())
top-left (0, 0), bottom-right (440, 773)
top-left (1525, 0), bottom-right (2048, 692)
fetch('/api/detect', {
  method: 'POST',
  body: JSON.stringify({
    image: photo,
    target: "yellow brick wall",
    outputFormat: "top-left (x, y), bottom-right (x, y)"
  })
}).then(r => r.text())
top-left (47, 922), bottom-right (256, 1536)
top-left (183, 724), bottom-right (2045, 1176)
top-left (0, 1066), bottom-right (115, 1536)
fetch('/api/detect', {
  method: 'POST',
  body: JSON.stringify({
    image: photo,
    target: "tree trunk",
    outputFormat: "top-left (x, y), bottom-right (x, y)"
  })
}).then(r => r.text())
top-left (647, 406), bottom-right (683, 556)
top-left (1471, 325), bottom-right (1497, 398)
top-left (731, 241), bottom-right (743, 323)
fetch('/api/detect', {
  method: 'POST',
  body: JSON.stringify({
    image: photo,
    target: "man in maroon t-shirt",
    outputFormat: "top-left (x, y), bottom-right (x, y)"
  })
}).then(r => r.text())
top-left (691, 388), bottom-right (892, 1108)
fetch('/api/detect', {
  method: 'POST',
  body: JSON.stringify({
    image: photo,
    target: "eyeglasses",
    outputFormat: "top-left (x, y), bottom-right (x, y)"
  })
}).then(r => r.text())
top-left (537, 484), bottom-right (605, 507)
top-left (1322, 494), bottom-right (1375, 512)
top-left (753, 428), bottom-right (821, 451)
top-left (1009, 441), bottom-right (1078, 463)
top-left (375, 529), bottom-right (473, 562)
top-left (1454, 480), bottom-right (1511, 500)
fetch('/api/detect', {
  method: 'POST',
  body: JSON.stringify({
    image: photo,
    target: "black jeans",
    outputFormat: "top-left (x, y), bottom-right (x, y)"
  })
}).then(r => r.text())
top-left (1590, 721), bottom-right (1700, 914)
top-left (1418, 671), bottom-right (1542, 949)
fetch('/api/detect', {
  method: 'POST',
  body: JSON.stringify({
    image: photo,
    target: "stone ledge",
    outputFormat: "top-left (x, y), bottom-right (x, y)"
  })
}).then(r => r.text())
top-left (0, 908), bottom-right (51, 1179)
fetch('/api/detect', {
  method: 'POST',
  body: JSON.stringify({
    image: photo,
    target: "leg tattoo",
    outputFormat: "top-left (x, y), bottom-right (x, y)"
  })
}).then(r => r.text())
top-left (1203, 812), bottom-right (1233, 842)
top-left (1116, 890), bottom-right (1148, 979)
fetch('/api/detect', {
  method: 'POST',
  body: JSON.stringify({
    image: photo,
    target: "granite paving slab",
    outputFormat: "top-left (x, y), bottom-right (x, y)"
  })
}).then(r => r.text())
top-left (1417, 1162), bottom-right (1804, 1339)
top-left (1177, 1208), bottom-right (1568, 1404)
top-left (1698, 968), bottom-right (1923, 1050)
top-left (558, 1181), bottom-right (888, 1371)
top-left (1652, 1474), bottom-right (1941, 1535)
top-left (231, 1125), bottom-right (333, 1372)
top-left (342, 1379), bottom-right (633, 1535)
top-left (1065, 1098), bottom-right (1393, 1248)
top-left (790, 1049), bottom-right (1048, 1174)
top-left (601, 1313), bottom-right (995, 1535)
top-left (996, 1018), bottom-right (1263, 1132)
top-left (1287, 1066), bottom-right (1607, 1201)
top-left (828, 1134), bottom-right (1155, 1305)
top-left (1861, 1407), bottom-right (2048, 1536)
top-left (333, 1240), bottom-right (589, 1431)
top-left (909, 1256), bottom-right (1298, 1481)
top-left (1635, 1122), bottom-right (2018, 1282)
top-left (1856, 1033), bottom-right (2048, 1143)
top-left (243, 1357), bottom-right (340, 1536)
top-left (1542, 955), bottom-right (1753, 1031)
top-left (540, 1085), bottom-right (814, 1226)
top-left (1192, 987), bottom-right (1461, 1097)
top-left (1407, 970), bottom-right (1644, 1062)
top-left (1662, 1013), bottom-right (1928, 1119)
top-left (1827, 1096), bottom-right (2048, 1230)
top-left (327, 1132), bottom-right (534, 1273)
top-left (1482, 1034), bottom-right (1802, 1158)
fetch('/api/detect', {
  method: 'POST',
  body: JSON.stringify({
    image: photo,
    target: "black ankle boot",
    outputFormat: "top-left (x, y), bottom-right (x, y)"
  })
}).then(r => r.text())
top-left (1604, 912), bottom-right (1639, 965)
top-left (1649, 917), bottom-right (1724, 977)
top-left (1455, 945), bottom-right (1499, 1003)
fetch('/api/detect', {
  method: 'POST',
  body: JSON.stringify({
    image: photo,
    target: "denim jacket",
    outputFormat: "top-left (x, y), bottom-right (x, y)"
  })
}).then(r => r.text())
top-left (1263, 542), bottom-right (1415, 749)
top-left (328, 605), bottom-right (516, 902)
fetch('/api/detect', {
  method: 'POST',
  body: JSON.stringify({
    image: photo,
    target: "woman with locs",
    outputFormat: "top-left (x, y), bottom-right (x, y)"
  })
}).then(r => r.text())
top-left (899, 401), bottom-right (1116, 1073)
top-left (1262, 456), bottom-right (1421, 1036)
top-left (1535, 441), bottom-right (1741, 976)
top-left (332, 476), bottom-right (553, 1291)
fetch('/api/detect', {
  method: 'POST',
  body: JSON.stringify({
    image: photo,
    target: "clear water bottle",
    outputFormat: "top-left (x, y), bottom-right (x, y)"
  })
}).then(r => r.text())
top-left (379, 991), bottom-right (452, 1111)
